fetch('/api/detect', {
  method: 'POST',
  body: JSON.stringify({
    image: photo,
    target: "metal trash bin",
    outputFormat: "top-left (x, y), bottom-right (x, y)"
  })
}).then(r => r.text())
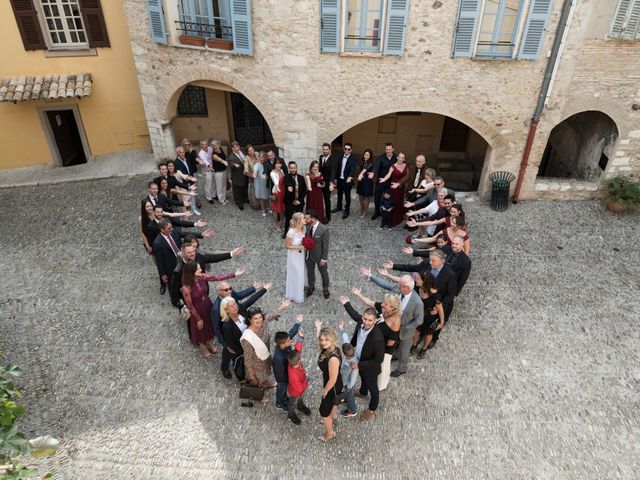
top-left (488, 171), bottom-right (516, 211)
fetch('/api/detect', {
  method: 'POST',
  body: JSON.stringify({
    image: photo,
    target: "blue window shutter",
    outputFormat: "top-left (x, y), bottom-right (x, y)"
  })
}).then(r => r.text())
top-left (231, 0), bottom-right (253, 55)
top-left (147, 0), bottom-right (167, 45)
top-left (320, 0), bottom-right (339, 53)
top-left (609, 0), bottom-right (640, 39)
top-left (517, 0), bottom-right (553, 60)
top-left (452, 0), bottom-right (481, 58)
top-left (383, 0), bottom-right (410, 55)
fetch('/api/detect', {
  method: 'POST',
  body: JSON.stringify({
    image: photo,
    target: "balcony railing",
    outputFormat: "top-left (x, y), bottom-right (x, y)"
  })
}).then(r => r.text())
top-left (175, 19), bottom-right (232, 39)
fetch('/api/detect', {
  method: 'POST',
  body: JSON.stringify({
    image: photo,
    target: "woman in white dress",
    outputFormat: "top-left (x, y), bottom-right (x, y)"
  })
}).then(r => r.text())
top-left (285, 212), bottom-right (306, 304)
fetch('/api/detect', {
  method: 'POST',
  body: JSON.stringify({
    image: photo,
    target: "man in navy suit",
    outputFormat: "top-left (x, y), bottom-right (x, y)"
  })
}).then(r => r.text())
top-left (152, 218), bottom-right (183, 295)
top-left (372, 143), bottom-right (397, 220)
top-left (332, 143), bottom-right (357, 219)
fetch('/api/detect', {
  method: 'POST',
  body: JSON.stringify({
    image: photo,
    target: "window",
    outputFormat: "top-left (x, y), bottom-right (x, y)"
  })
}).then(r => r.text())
top-left (609, 0), bottom-right (640, 40)
top-left (452, 0), bottom-right (552, 60)
top-left (321, 0), bottom-right (410, 55)
top-left (10, 0), bottom-right (109, 51)
top-left (40, 0), bottom-right (87, 48)
top-left (177, 86), bottom-right (207, 116)
top-left (145, 0), bottom-right (253, 55)
top-left (476, 0), bottom-right (523, 57)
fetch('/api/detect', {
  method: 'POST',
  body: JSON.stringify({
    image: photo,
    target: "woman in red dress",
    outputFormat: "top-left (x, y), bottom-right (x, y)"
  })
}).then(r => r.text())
top-left (305, 160), bottom-right (325, 223)
top-left (270, 158), bottom-right (286, 233)
top-left (181, 261), bottom-right (243, 358)
top-left (379, 152), bottom-right (408, 227)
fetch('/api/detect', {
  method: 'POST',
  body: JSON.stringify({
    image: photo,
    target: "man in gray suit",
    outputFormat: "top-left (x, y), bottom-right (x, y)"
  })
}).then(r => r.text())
top-left (304, 209), bottom-right (330, 299)
top-left (361, 268), bottom-right (423, 377)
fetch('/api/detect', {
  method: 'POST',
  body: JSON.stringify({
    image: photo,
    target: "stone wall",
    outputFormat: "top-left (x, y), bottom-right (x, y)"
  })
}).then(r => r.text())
top-left (124, 0), bottom-right (640, 200)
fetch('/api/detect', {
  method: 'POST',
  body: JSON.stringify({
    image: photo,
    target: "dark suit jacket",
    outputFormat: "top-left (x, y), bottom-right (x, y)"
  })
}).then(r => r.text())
top-left (372, 154), bottom-right (396, 183)
top-left (349, 322), bottom-right (385, 377)
top-left (147, 218), bottom-right (199, 245)
top-left (284, 173), bottom-right (307, 206)
top-left (413, 245), bottom-right (452, 258)
top-left (228, 152), bottom-right (247, 186)
top-left (336, 154), bottom-right (357, 181)
top-left (152, 230), bottom-right (182, 279)
top-left (169, 251), bottom-right (234, 306)
top-left (144, 193), bottom-right (182, 211)
top-left (447, 251), bottom-right (472, 296)
top-left (174, 156), bottom-right (193, 177)
top-left (400, 165), bottom-right (424, 193)
top-left (305, 222), bottom-right (329, 262)
top-left (392, 259), bottom-right (430, 274)
top-left (319, 154), bottom-right (337, 185)
top-left (435, 264), bottom-right (457, 313)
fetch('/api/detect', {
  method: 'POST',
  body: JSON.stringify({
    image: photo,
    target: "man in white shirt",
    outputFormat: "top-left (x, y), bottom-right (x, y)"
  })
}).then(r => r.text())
top-left (197, 140), bottom-right (215, 204)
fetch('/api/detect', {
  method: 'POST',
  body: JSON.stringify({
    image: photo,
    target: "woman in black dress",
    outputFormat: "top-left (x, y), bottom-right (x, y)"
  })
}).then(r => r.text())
top-left (411, 272), bottom-right (445, 359)
top-left (340, 289), bottom-right (400, 391)
top-left (314, 320), bottom-right (342, 442)
top-left (356, 148), bottom-right (375, 217)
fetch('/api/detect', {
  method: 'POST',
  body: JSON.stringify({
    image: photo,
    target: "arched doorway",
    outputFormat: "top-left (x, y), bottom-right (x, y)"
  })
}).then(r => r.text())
top-left (168, 81), bottom-right (276, 154)
top-left (537, 111), bottom-right (619, 181)
top-left (331, 112), bottom-right (489, 191)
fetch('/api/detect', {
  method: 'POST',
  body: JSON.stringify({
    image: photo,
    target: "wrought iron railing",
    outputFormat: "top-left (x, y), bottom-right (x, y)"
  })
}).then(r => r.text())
top-left (175, 19), bottom-right (232, 39)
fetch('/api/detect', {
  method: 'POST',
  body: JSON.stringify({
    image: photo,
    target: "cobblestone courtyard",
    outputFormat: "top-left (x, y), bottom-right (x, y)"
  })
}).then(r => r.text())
top-left (1, 175), bottom-right (639, 479)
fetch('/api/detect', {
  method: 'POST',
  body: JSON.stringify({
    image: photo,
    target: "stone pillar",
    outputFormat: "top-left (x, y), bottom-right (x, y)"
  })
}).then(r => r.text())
top-left (147, 120), bottom-right (177, 162)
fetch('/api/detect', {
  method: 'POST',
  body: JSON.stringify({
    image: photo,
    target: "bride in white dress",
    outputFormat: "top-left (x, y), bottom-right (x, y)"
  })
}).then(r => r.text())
top-left (285, 212), bottom-right (307, 304)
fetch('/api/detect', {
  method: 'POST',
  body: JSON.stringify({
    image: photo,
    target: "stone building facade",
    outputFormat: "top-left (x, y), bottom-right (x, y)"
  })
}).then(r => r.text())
top-left (124, 0), bottom-right (640, 199)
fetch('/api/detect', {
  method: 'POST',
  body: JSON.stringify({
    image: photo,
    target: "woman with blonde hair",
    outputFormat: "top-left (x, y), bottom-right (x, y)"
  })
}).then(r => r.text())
top-left (284, 212), bottom-right (306, 304)
top-left (315, 320), bottom-right (342, 442)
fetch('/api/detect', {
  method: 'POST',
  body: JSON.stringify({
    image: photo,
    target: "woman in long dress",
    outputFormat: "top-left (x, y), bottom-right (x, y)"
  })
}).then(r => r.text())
top-left (285, 212), bottom-right (306, 304)
top-left (270, 158), bottom-right (286, 233)
top-left (244, 144), bottom-right (259, 210)
top-left (305, 160), bottom-right (325, 223)
top-left (378, 152), bottom-right (408, 227)
top-left (253, 151), bottom-right (270, 216)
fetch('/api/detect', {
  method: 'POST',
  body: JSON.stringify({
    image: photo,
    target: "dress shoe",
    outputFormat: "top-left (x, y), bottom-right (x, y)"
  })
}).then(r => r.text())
top-left (390, 369), bottom-right (406, 378)
top-left (160, 284), bottom-right (166, 295)
top-left (371, 213), bottom-right (379, 220)
top-left (221, 369), bottom-right (233, 379)
top-left (288, 414), bottom-right (302, 425)
top-left (331, 207), bottom-right (342, 213)
top-left (355, 391), bottom-right (368, 398)
top-left (306, 287), bottom-right (315, 298)
top-left (323, 290), bottom-right (330, 299)
top-left (342, 212), bottom-right (349, 219)
top-left (208, 199), bottom-right (214, 204)
top-left (359, 409), bottom-right (375, 421)
top-left (238, 205), bottom-right (244, 211)
top-left (298, 404), bottom-right (312, 416)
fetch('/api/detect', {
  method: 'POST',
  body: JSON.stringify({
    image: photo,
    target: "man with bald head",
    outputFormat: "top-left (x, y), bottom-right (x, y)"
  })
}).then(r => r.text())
top-left (212, 280), bottom-right (271, 379)
top-left (400, 154), bottom-right (426, 201)
top-left (447, 236), bottom-right (472, 296)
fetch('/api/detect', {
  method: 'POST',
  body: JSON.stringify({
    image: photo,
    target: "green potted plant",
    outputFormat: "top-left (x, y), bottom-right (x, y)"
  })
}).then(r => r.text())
top-left (603, 175), bottom-right (640, 214)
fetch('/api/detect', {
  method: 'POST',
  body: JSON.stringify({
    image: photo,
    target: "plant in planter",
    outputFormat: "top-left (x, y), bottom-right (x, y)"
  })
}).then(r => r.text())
top-left (206, 38), bottom-right (233, 50)
top-left (179, 35), bottom-right (205, 47)
top-left (603, 175), bottom-right (640, 214)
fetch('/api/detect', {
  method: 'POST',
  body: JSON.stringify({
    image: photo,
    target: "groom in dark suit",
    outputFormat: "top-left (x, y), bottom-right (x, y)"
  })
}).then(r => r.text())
top-left (304, 209), bottom-right (330, 299)
top-left (283, 161), bottom-right (307, 239)
top-left (318, 142), bottom-right (337, 223)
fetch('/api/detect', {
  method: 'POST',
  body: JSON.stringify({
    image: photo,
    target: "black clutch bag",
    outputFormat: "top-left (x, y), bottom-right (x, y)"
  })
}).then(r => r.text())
top-left (239, 385), bottom-right (265, 401)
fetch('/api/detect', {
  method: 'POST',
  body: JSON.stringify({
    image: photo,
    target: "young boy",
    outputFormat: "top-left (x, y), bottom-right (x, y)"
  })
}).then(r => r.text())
top-left (339, 322), bottom-right (359, 418)
top-left (379, 189), bottom-right (394, 230)
top-left (287, 342), bottom-right (311, 424)
top-left (272, 314), bottom-right (303, 412)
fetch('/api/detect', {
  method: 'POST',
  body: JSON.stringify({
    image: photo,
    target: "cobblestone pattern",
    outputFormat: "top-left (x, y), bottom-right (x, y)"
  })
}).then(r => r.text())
top-left (0, 176), bottom-right (639, 479)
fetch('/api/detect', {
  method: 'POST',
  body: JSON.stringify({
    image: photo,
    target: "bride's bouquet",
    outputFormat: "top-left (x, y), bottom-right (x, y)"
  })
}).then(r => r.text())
top-left (301, 236), bottom-right (316, 251)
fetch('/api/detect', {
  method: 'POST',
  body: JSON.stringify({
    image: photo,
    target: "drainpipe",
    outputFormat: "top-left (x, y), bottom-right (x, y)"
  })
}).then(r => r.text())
top-left (512, 0), bottom-right (575, 202)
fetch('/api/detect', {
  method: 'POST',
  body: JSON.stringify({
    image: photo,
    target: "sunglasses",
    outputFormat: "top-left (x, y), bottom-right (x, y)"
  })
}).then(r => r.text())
top-left (344, 147), bottom-right (352, 151)
top-left (183, 143), bottom-right (191, 146)
top-left (220, 287), bottom-right (233, 292)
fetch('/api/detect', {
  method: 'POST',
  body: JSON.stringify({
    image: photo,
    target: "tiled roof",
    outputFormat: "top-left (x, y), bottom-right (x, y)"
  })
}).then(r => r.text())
top-left (0, 73), bottom-right (92, 103)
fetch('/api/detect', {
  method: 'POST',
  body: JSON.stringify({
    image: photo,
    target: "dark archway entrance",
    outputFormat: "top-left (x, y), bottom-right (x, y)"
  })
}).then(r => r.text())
top-left (331, 112), bottom-right (489, 191)
top-left (538, 111), bottom-right (618, 181)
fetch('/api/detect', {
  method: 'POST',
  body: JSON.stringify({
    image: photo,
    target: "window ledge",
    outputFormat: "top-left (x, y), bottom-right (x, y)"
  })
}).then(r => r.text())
top-left (169, 41), bottom-right (237, 55)
top-left (471, 55), bottom-right (516, 61)
top-left (339, 51), bottom-right (383, 58)
top-left (44, 48), bottom-right (97, 58)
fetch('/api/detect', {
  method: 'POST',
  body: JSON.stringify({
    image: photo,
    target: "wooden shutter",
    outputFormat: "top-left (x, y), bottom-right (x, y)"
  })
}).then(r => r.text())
top-left (517, 0), bottom-right (553, 60)
top-left (452, 0), bottom-right (481, 58)
top-left (383, 0), bottom-right (409, 55)
top-left (231, 0), bottom-right (253, 55)
top-left (10, 0), bottom-right (46, 50)
top-left (147, 0), bottom-right (168, 44)
top-left (610, 0), bottom-right (640, 39)
top-left (320, 0), bottom-right (339, 53)
top-left (78, 0), bottom-right (110, 48)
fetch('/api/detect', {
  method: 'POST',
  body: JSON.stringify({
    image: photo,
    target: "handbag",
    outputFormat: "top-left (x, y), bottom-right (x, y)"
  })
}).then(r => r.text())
top-left (333, 387), bottom-right (347, 406)
top-left (239, 384), bottom-right (265, 401)
top-left (226, 179), bottom-right (232, 191)
top-left (178, 300), bottom-right (191, 321)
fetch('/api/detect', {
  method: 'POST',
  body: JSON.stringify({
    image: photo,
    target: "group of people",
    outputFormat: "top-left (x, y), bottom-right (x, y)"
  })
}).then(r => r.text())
top-left (136, 137), bottom-right (473, 442)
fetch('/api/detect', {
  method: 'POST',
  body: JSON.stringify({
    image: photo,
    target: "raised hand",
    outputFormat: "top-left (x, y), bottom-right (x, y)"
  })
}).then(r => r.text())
top-left (194, 220), bottom-right (207, 227)
top-left (184, 211), bottom-right (194, 218)
top-left (202, 229), bottom-right (215, 238)
top-left (299, 327), bottom-right (305, 338)
top-left (378, 267), bottom-right (388, 276)
top-left (351, 287), bottom-right (362, 296)
top-left (235, 267), bottom-right (246, 276)
top-left (402, 247), bottom-right (414, 255)
top-left (338, 320), bottom-right (344, 331)
top-left (359, 266), bottom-right (371, 278)
top-left (339, 295), bottom-right (349, 305)
top-left (280, 298), bottom-right (292, 310)
top-left (264, 282), bottom-right (273, 291)
top-left (231, 247), bottom-right (246, 256)
top-left (407, 219), bottom-right (417, 227)
top-left (296, 314), bottom-right (304, 323)
top-left (314, 319), bottom-right (323, 333)
top-left (254, 281), bottom-right (263, 289)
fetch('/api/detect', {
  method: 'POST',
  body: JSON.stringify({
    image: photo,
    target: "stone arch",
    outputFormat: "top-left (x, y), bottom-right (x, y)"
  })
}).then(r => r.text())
top-left (319, 97), bottom-right (506, 195)
top-left (158, 66), bottom-right (286, 149)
